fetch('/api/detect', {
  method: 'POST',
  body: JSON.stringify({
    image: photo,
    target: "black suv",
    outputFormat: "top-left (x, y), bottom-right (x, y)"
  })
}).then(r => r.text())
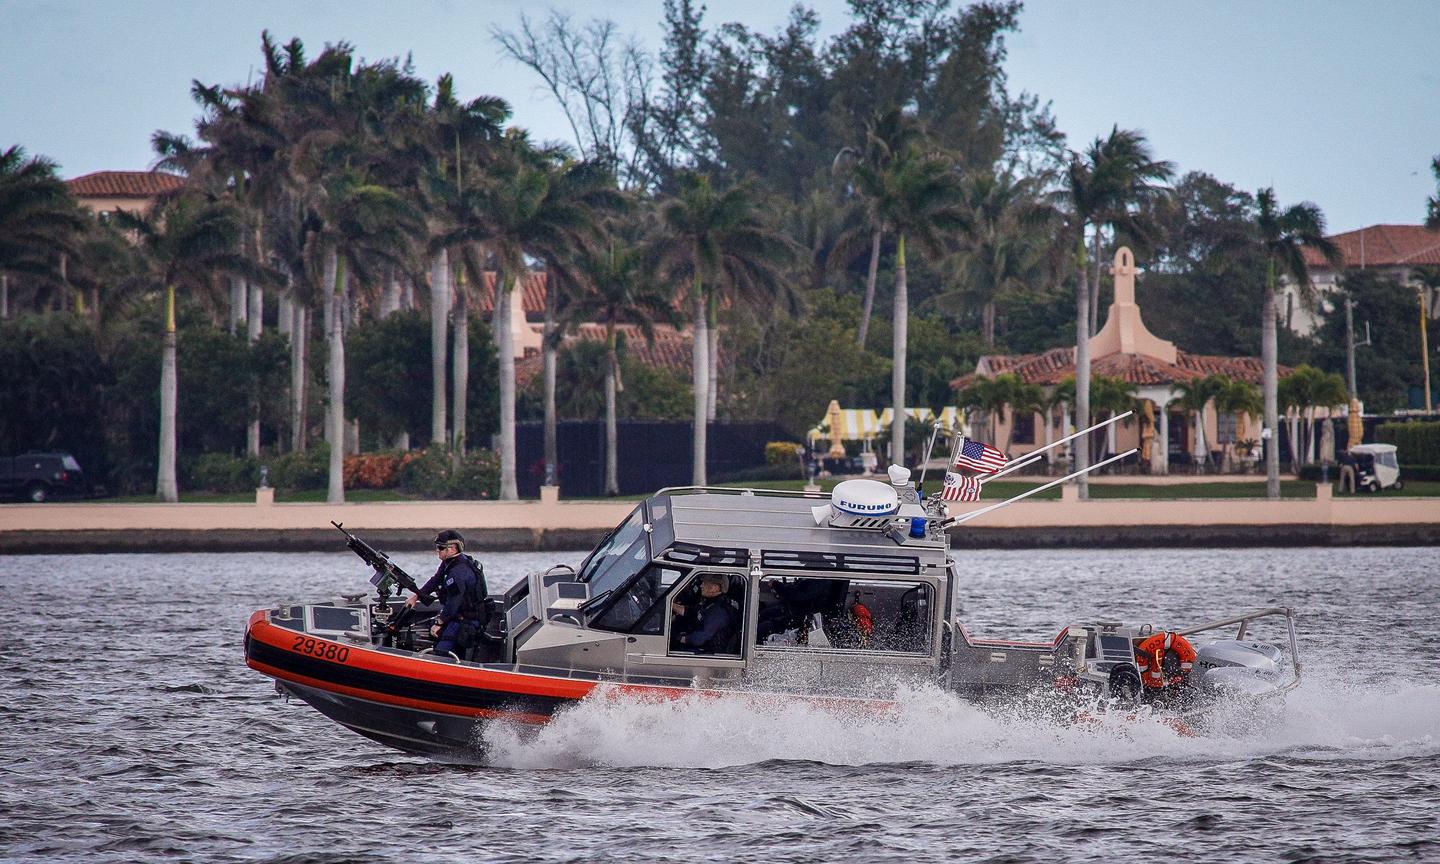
top-left (0, 452), bottom-right (89, 502)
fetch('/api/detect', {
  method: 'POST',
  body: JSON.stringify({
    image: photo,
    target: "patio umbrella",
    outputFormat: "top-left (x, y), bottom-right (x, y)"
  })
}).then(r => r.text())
top-left (826, 399), bottom-right (846, 458)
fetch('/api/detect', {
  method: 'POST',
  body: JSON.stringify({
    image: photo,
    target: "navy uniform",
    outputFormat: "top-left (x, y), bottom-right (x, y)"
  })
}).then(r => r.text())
top-left (673, 574), bottom-right (738, 654)
top-left (411, 529), bottom-right (487, 658)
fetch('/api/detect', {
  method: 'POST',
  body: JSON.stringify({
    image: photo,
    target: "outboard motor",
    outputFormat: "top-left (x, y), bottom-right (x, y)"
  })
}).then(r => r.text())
top-left (1191, 640), bottom-right (1287, 697)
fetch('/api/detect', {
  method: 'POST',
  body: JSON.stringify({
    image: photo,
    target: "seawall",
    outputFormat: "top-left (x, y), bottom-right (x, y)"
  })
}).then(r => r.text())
top-left (1, 485), bottom-right (1435, 553)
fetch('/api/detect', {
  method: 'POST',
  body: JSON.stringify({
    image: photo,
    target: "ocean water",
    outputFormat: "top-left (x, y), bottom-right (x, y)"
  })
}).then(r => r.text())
top-left (2, 546), bottom-right (1437, 863)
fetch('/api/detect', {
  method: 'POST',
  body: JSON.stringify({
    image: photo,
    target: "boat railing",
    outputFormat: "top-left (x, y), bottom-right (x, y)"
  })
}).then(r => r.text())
top-left (656, 485), bottom-right (832, 499)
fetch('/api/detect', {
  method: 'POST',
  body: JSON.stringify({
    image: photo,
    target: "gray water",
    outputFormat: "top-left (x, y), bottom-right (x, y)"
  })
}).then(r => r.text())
top-left (2, 546), bottom-right (1438, 863)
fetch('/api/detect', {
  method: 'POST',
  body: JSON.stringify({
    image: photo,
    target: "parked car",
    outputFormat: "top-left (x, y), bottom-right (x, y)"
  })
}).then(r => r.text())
top-left (1338, 443), bottom-right (1403, 493)
top-left (0, 451), bottom-right (89, 502)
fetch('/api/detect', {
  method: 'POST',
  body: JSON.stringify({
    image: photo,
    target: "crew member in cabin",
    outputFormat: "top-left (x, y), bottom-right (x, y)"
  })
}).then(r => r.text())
top-left (670, 573), bottom-right (739, 654)
top-left (405, 529), bottom-right (488, 658)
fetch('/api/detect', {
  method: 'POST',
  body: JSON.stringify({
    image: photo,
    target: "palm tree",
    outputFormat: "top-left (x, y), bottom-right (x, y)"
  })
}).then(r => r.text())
top-left (873, 149), bottom-right (964, 466)
top-left (1241, 188), bottom-right (1342, 498)
top-left (118, 194), bottom-right (255, 501)
top-left (1059, 128), bottom-right (1172, 497)
top-left (651, 172), bottom-right (793, 485)
top-left (1212, 376), bottom-right (1262, 471)
top-left (424, 73), bottom-right (510, 450)
top-left (933, 170), bottom-right (1053, 348)
top-left (448, 140), bottom-right (619, 499)
top-left (830, 109), bottom-right (924, 347)
top-left (564, 241), bottom-right (676, 494)
top-left (0, 146), bottom-right (86, 317)
top-left (252, 39), bottom-right (428, 500)
top-left (1174, 374), bottom-right (1225, 470)
top-left (1279, 365), bottom-right (1347, 470)
top-left (1089, 374), bottom-right (1139, 463)
top-left (1082, 128), bottom-right (1174, 335)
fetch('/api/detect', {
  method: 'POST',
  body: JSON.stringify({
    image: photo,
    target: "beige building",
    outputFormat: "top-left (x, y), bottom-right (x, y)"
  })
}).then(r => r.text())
top-left (1286, 223), bottom-right (1440, 336)
top-left (65, 170), bottom-right (185, 220)
top-left (953, 247), bottom-right (1274, 473)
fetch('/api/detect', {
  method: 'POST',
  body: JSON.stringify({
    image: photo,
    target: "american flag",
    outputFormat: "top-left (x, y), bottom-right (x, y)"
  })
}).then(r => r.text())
top-left (954, 437), bottom-right (1009, 474)
top-left (941, 471), bottom-right (982, 502)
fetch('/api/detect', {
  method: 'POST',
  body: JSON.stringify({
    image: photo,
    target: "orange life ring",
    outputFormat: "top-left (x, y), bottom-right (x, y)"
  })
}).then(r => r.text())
top-left (1135, 631), bottom-right (1197, 689)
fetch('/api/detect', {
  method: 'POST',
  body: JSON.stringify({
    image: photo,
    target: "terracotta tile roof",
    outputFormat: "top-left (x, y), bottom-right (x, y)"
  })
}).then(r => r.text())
top-left (1302, 224), bottom-right (1440, 268)
top-left (953, 347), bottom-right (1282, 390)
top-left (66, 170), bottom-right (186, 198)
top-left (515, 324), bottom-right (697, 388)
top-left (476, 271), bottom-right (548, 317)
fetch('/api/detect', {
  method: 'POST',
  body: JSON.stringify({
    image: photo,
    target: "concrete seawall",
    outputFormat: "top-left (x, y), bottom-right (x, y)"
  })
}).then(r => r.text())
top-left (1, 485), bottom-right (1435, 553)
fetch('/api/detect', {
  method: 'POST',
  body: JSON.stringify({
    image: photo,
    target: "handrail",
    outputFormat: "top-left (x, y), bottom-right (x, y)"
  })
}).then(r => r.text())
top-left (656, 485), bottom-right (832, 499)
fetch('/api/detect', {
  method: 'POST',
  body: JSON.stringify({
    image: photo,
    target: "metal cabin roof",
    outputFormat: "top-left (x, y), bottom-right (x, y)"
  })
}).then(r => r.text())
top-left (660, 490), bottom-right (950, 566)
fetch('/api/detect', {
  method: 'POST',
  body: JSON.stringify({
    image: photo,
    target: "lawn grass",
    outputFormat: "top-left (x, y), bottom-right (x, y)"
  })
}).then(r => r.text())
top-left (103, 488), bottom-right (418, 504)
top-left (88, 478), bottom-right (1440, 503)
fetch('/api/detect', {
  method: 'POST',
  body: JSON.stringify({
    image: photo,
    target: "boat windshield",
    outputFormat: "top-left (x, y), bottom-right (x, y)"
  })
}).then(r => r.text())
top-left (589, 563), bottom-right (686, 634)
top-left (578, 505), bottom-right (651, 597)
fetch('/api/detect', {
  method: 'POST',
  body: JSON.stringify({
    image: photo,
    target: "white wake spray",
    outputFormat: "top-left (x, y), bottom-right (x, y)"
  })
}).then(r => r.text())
top-left (479, 668), bottom-right (1440, 769)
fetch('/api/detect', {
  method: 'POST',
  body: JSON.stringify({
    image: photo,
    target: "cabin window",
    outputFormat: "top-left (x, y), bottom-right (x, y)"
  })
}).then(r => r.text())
top-left (754, 576), bottom-right (931, 653)
top-left (1011, 413), bottom-right (1035, 445)
top-left (668, 572), bottom-right (745, 657)
top-left (578, 506), bottom-right (650, 598)
top-left (589, 564), bottom-right (684, 635)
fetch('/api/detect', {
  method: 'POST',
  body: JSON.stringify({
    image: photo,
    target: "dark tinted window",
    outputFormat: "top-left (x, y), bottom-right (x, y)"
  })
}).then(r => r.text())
top-left (590, 564), bottom-right (685, 634)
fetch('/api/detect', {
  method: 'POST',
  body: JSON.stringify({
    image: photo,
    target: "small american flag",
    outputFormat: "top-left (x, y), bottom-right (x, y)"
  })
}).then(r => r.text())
top-left (941, 471), bottom-right (982, 502)
top-left (954, 437), bottom-right (1009, 474)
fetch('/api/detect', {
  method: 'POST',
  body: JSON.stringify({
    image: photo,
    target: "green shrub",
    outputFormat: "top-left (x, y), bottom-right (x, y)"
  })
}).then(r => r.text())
top-left (398, 447), bottom-right (452, 497)
top-left (765, 441), bottom-right (804, 467)
top-left (1400, 464), bottom-right (1440, 481)
top-left (397, 446), bottom-right (501, 499)
top-left (269, 444), bottom-right (329, 490)
top-left (1377, 421), bottom-right (1440, 465)
top-left (184, 453), bottom-right (259, 492)
top-left (452, 449), bottom-right (500, 499)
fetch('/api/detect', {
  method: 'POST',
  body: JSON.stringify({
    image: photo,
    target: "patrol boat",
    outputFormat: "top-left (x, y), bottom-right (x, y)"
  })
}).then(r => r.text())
top-left (243, 463), bottom-right (1303, 758)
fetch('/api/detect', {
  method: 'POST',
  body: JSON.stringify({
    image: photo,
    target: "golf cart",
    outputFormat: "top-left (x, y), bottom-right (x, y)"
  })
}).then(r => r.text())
top-left (1338, 443), bottom-right (1403, 493)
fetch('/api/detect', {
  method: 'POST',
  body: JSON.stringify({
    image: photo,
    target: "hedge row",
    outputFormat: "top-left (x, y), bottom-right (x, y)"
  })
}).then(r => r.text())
top-left (1376, 421), bottom-right (1440, 465)
top-left (179, 445), bottom-right (500, 498)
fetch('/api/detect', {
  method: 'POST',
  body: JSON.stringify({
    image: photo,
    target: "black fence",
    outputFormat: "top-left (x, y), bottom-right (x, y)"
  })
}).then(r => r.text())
top-left (514, 420), bottom-right (790, 498)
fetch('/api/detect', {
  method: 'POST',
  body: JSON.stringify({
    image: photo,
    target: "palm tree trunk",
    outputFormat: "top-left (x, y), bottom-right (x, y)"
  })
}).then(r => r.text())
top-left (1263, 260), bottom-right (1280, 499)
top-left (278, 291), bottom-right (292, 337)
top-left (857, 227), bottom-right (881, 346)
top-left (983, 301), bottom-right (996, 349)
top-left (452, 275), bottom-right (469, 454)
top-left (229, 276), bottom-right (245, 334)
top-left (381, 271), bottom-right (401, 319)
top-left (430, 249), bottom-right (450, 444)
top-left (497, 273), bottom-right (518, 500)
top-left (1074, 234), bottom-right (1091, 500)
top-left (157, 283), bottom-right (179, 502)
top-left (605, 326), bottom-right (619, 496)
top-left (891, 233), bottom-right (908, 467)
top-left (326, 249), bottom-right (346, 504)
top-left (542, 284), bottom-right (558, 486)
top-left (1, 273), bottom-right (9, 319)
top-left (247, 279), bottom-right (263, 458)
top-left (691, 276), bottom-right (708, 485)
top-left (706, 293), bottom-right (719, 421)
top-left (1089, 229), bottom-right (1102, 337)
top-left (290, 301), bottom-right (308, 453)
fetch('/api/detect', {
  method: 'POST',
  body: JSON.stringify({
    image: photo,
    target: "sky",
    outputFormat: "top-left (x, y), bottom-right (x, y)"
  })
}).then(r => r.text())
top-left (3, 0), bottom-right (1437, 234)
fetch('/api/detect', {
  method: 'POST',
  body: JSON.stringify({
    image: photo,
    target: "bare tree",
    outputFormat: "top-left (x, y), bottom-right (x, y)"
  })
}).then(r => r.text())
top-left (493, 12), bottom-right (654, 189)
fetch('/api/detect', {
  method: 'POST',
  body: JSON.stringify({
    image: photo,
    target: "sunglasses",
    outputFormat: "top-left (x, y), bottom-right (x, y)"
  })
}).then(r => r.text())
top-left (434, 544), bottom-right (452, 551)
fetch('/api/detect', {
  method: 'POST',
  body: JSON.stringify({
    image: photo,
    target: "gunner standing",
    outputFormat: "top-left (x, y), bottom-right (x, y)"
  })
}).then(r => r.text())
top-left (406, 529), bottom-right (487, 658)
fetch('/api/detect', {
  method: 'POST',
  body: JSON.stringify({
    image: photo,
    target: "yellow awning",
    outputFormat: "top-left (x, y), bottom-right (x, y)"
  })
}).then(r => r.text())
top-left (807, 407), bottom-right (883, 442)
